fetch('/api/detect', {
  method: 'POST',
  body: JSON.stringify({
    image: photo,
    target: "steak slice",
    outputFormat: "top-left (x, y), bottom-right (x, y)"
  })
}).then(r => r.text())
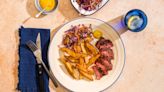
top-left (96, 62), bottom-right (108, 75)
top-left (100, 58), bottom-right (113, 70)
top-left (100, 49), bottom-right (114, 60)
top-left (96, 37), bottom-right (113, 50)
top-left (92, 66), bottom-right (102, 80)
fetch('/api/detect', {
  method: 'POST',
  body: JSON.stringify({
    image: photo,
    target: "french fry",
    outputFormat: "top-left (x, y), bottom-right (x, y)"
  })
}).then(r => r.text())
top-left (70, 53), bottom-right (86, 59)
top-left (80, 57), bottom-right (87, 69)
top-left (65, 62), bottom-right (79, 79)
top-left (76, 64), bottom-right (88, 73)
top-left (59, 57), bottom-right (66, 64)
top-left (88, 69), bottom-right (94, 75)
top-left (60, 57), bottom-right (79, 79)
top-left (65, 56), bottom-right (79, 63)
top-left (65, 62), bottom-right (74, 76)
top-left (79, 53), bottom-right (87, 57)
top-left (73, 44), bottom-right (81, 53)
top-left (76, 45), bottom-right (82, 53)
top-left (85, 42), bottom-right (98, 55)
top-left (76, 64), bottom-right (94, 75)
top-left (79, 73), bottom-right (84, 79)
top-left (79, 58), bottom-right (85, 65)
top-left (60, 47), bottom-right (76, 57)
top-left (84, 56), bottom-right (90, 64)
top-left (60, 47), bottom-right (86, 59)
top-left (80, 42), bottom-right (87, 54)
top-left (79, 70), bottom-right (93, 81)
top-left (83, 63), bottom-right (87, 69)
top-left (87, 54), bottom-right (100, 67)
top-left (72, 68), bottom-right (80, 80)
top-left (65, 56), bottom-right (78, 60)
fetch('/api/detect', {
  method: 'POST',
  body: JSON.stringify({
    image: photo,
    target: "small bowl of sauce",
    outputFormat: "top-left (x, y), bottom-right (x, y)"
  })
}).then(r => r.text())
top-left (35, 0), bottom-right (58, 14)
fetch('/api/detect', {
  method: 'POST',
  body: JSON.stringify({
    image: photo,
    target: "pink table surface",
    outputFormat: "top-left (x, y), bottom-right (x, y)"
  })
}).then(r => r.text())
top-left (0, 0), bottom-right (164, 92)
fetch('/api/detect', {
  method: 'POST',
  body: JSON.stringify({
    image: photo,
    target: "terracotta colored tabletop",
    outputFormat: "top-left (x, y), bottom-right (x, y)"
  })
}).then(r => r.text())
top-left (0, 0), bottom-right (164, 92)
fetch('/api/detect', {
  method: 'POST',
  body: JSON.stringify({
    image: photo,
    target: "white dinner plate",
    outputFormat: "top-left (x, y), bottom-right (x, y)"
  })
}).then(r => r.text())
top-left (48, 17), bottom-right (125, 92)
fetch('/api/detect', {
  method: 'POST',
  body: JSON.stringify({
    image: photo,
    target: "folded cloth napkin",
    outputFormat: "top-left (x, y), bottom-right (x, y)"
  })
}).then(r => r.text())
top-left (18, 26), bottom-right (50, 92)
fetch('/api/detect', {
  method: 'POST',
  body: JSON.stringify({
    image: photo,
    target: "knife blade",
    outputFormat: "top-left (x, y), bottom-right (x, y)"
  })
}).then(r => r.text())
top-left (36, 33), bottom-right (45, 92)
top-left (36, 33), bottom-right (41, 50)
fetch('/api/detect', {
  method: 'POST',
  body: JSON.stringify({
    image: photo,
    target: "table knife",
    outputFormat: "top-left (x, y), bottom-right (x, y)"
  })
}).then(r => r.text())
top-left (36, 33), bottom-right (45, 92)
top-left (26, 33), bottom-right (58, 89)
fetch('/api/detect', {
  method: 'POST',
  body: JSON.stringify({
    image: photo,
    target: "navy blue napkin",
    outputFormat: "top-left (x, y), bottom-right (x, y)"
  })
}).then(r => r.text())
top-left (18, 26), bottom-right (50, 92)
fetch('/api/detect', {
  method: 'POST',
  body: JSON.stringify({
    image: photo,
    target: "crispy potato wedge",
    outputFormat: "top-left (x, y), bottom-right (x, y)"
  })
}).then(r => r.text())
top-left (76, 45), bottom-right (82, 53)
top-left (87, 54), bottom-right (100, 67)
top-left (80, 57), bottom-right (87, 68)
top-left (59, 57), bottom-right (66, 64)
top-left (85, 42), bottom-right (98, 55)
top-left (79, 70), bottom-right (93, 81)
top-left (76, 64), bottom-right (94, 75)
top-left (88, 69), bottom-right (94, 75)
top-left (79, 53), bottom-right (87, 57)
top-left (80, 42), bottom-right (87, 54)
top-left (65, 62), bottom-right (74, 75)
top-left (65, 56), bottom-right (78, 60)
top-left (76, 64), bottom-right (88, 73)
top-left (60, 47), bottom-right (86, 59)
top-left (72, 68), bottom-right (80, 79)
top-left (60, 57), bottom-right (79, 79)
top-left (60, 47), bottom-right (76, 57)
top-left (79, 58), bottom-right (85, 65)
top-left (65, 62), bottom-right (79, 79)
top-left (74, 44), bottom-right (81, 53)
top-left (79, 73), bottom-right (84, 79)
top-left (65, 56), bottom-right (79, 63)
top-left (70, 53), bottom-right (87, 59)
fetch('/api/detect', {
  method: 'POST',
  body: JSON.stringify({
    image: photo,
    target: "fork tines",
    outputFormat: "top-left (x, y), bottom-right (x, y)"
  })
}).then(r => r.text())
top-left (26, 40), bottom-right (38, 52)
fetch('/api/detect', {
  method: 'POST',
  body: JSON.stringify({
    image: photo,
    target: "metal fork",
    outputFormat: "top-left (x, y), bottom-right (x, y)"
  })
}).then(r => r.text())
top-left (26, 40), bottom-right (58, 87)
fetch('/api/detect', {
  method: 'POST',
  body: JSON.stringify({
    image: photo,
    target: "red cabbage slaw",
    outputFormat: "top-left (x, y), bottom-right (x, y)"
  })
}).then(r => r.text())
top-left (75, 0), bottom-right (102, 11)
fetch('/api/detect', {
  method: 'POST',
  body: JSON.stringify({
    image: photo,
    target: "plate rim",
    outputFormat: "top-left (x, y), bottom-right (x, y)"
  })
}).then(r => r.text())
top-left (48, 17), bottom-right (126, 92)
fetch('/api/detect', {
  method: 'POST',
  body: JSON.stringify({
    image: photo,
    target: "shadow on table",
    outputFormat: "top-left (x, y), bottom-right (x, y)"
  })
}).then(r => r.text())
top-left (108, 15), bottom-right (128, 35)
top-left (13, 30), bottom-right (19, 91)
top-left (58, 0), bottom-right (81, 20)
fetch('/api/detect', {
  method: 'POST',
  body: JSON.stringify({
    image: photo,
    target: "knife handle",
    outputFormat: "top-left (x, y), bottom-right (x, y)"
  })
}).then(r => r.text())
top-left (36, 64), bottom-right (45, 92)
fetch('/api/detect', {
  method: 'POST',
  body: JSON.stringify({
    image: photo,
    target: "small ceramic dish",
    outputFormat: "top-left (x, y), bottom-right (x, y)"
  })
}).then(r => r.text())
top-left (35, 0), bottom-right (58, 14)
top-left (71, 0), bottom-right (109, 16)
